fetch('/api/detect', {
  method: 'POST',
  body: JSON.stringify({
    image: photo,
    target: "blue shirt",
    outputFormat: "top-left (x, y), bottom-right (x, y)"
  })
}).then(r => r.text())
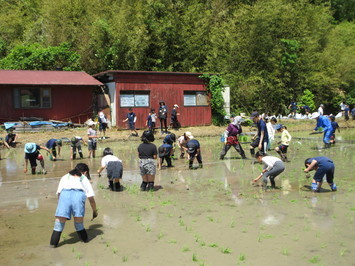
top-left (163, 134), bottom-right (175, 145)
top-left (331, 121), bottom-right (339, 133)
top-left (187, 139), bottom-right (200, 150)
top-left (309, 156), bottom-right (334, 169)
top-left (127, 112), bottom-right (136, 123)
top-left (314, 115), bottom-right (331, 132)
top-left (46, 139), bottom-right (57, 149)
top-left (257, 119), bottom-right (269, 142)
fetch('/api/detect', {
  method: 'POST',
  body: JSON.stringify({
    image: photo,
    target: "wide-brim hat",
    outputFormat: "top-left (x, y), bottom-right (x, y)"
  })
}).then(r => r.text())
top-left (185, 131), bottom-right (194, 139)
top-left (311, 112), bottom-right (320, 119)
top-left (187, 147), bottom-right (196, 154)
top-left (24, 143), bottom-right (36, 153)
top-left (174, 104), bottom-right (179, 108)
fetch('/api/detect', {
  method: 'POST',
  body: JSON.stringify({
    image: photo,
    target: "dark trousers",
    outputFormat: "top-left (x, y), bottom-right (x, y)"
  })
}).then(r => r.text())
top-left (189, 153), bottom-right (202, 168)
top-left (160, 118), bottom-right (167, 132)
top-left (220, 143), bottom-right (246, 159)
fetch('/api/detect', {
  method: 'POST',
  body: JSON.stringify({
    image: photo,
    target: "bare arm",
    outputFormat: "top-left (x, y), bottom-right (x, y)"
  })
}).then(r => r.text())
top-left (88, 197), bottom-right (98, 219)
top-left (24, 158), bottom-right (28, 173)
top-left (304, 160), bottom-right (317, 173)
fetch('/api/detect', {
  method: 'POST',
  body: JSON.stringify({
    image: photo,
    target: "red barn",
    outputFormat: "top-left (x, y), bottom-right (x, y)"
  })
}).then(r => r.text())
top-left (93, 70), bottom-right (212, 129)
top-left (0, 70), bottom-right (103, 123)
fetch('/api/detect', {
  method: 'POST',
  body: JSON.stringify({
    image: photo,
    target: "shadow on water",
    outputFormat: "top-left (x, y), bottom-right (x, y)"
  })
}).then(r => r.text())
top-left (58, 223), bottom-right (104, 247)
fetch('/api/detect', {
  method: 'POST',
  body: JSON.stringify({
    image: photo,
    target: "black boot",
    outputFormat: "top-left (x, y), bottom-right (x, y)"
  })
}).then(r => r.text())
top-left (77, 229), bottom-right (88, 243)
top-left (140, 181), bottom-right (147, 191)
top-left (79, 152), bottom-right (83, 159)
top-left (50, 230), bottom-right (62, 248)
top-left (112, 182), bottom-right (121, 192)
top-left (147, 182), bottom-right (154, 191)
top-left (73, 153), bottom-right (76, 159)
top-left (199, 163), bottom-right (203, 168)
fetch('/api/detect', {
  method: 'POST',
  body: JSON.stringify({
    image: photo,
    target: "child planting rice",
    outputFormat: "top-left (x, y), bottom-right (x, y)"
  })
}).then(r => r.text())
top-left (252, 151), bottom-right (285, 189)
top-left (304, 156), bottom-right (337, 192)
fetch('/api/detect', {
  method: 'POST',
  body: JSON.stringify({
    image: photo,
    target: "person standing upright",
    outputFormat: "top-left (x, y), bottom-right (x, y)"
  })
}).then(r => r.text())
top-left (158, 101), bottom-right (168, 134)
top-left (249, 112), bottom-right (269, 158)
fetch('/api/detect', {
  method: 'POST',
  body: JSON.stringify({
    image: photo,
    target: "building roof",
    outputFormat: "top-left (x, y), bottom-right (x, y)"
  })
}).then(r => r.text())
top-left (0, 70), bottom-right (103, 86)
top-left (93, 70), bottom-right (204, 77)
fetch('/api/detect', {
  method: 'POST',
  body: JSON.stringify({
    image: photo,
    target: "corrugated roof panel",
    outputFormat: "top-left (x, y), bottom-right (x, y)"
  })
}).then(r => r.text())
top-left (0, 70), bottom-right (103, 86)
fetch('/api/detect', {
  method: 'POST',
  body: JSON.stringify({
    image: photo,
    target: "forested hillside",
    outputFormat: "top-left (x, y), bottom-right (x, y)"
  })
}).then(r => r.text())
top-left (0, 0), bottom-right (354, 114)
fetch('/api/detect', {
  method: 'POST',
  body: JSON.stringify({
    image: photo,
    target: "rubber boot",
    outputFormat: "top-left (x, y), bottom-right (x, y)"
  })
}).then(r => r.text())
top-left (77, 229), bottom-right (88, 243)
top-left (284, 155), bottom-right (290, 162)
top-left (140, 181), bottom-right (147, 191)
top-left (199, 163), bottom-right (203, 168)
top-left (147, 182), bottom-right (154, 191)
top-left (73, 153), bottom-right (76, 159)
top-left (50, 230), bottom-right (62, 248)
top-left (79, 152), bottom-right (83, 159)
top-left (180, 152), bottom-right (184, 159)
top-left (31, 167), bottom-right (36, 175)
top-left (112, 181), bottom-right (121, 192)
top-left (109, 180), bottom-right (114, 191)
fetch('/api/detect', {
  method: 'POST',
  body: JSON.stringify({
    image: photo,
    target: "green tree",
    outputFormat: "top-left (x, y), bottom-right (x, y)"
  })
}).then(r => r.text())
top-left (0, 42), bottom-right (81, 70)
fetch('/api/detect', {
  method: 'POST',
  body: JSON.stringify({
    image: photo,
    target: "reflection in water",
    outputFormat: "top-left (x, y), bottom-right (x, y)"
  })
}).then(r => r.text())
top-left (26, 198), bottom-right (39, 211)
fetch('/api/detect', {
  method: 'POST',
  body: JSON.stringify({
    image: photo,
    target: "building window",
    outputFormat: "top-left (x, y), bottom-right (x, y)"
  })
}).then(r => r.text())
top-left (120, 91), bottom-right (150, 107)
top-left (13, 88), bottom-right (51, 108)
top-left (184, 91), bottom-right (209, 106)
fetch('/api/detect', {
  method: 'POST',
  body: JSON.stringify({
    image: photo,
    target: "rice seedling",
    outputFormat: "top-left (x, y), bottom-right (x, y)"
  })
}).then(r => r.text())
top-left (182, 246), bottom-right (190, 252)
top-left (76, 252), bottom-right (82, 260)
top-left (157, 232), bottom-right (164, 240)
top-left (179, 219), bottom-right (185, 226)
top-left (145, 225), bottom-right (151, 232)
top-left (340, 248), bottom-right (347, 257)
top-left (112, 247), bottom-right (118, 254)
top-left (239, 253), bottom-right (246, 261)
top-left (282, 248), bottom-right (289, 255)
top-left (192, 253), bottom-right (198, 262)
top-left (207, 216), bottom-right (214, 222)
top-left (308, 256), bottom-right (320, 264)
top-left (122, 256), bottom-right (128, 262)
top-left (230, 220), bottom-right (236, 228)
top-left (220, 247), bottom-right (232, 254)
top-left (168, 239), bottom-right (177, 244)
top-left (84, 262), bottom-right (90, 266)
top-left (209, 243), bottom-right (218, 248)
top-left (106, 242), bottom-right (110, 247)
top-left (136, 215), bottom-right (141, 222)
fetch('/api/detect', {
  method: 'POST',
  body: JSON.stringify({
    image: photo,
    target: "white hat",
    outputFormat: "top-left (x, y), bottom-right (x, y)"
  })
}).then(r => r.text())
top-left (185, 131), bottom-right (194, 139)
top-left (311, 112), bottom-right (320, 119)
top-left (88, 121), bottom-right (95, 126)
top-left (174, 104), bottom-right (179, 108)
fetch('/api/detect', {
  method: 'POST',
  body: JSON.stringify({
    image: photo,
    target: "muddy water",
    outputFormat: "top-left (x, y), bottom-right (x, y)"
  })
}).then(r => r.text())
top-left (0, 131), bottom-right (355, 266)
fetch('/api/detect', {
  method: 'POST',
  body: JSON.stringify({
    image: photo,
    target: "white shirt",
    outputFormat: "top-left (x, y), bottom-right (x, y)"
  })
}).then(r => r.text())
top-left (87, 128), bottom-right (97, 141)
top-left (262, 156), bottom-right (282, 171)
top-left (266, 122), bottom-right (275, 141)
top-left (101, 154), bottom-right (122, 167)
top-left (56, 174), bottom-right (95, 197)
top-left (177, 135), bottom-right (188, 148)
top-left (340, 103), bottom-right (346, 111)
top-left (151, 113), bottom-right (156, 123)
top-left (318, 107), bottom-right (324, 115)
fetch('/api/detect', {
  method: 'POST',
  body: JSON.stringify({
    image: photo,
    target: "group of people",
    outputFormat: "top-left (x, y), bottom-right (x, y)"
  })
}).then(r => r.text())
top-left (219, 111), bottom-right (337, 194)
top-left (0, 107), bottom-right (343, 249)
top-left (123, 101), bottom-right (181, 137)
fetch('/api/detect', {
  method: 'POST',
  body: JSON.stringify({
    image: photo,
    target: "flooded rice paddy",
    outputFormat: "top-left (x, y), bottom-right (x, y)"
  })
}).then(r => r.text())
top-left (0, 130), bottom-right (354, 266)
